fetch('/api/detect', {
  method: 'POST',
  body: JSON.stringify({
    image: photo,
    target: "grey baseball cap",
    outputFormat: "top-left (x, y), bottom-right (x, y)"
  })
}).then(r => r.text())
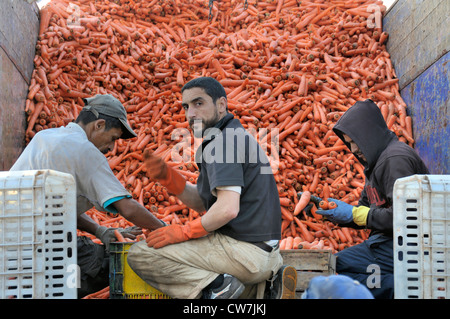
top-left (82, 94), bottom-right (137, 139)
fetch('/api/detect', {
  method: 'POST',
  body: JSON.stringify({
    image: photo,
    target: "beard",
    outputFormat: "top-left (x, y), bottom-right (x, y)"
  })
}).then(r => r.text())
top-left (189, 108), bottom-right (220, 138)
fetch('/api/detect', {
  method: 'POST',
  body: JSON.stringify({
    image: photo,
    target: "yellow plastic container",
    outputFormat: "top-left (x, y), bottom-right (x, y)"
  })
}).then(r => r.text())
top-left (109, 242), bottom-right (170, 299)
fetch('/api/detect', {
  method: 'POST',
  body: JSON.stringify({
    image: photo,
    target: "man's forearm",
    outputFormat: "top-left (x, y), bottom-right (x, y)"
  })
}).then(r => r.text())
top-left (200, 189), bottom-right (240, 232)
top-left (77, 213), bottom-right (100, 235)
top-left (177, 183), bottom-right (206, 213)
top-left (114, 198), bottom-right (165, 230)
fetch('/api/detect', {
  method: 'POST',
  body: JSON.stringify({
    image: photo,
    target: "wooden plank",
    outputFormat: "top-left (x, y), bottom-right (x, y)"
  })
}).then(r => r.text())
top-left (281, 249), bottom-right (335, 272)
top-left (281, 250), bottom-right (336, 296)
top-left (297, 272), bottom-right (328, 292)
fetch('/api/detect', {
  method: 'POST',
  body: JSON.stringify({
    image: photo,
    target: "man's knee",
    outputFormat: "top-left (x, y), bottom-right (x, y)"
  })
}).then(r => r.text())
top-left (127, 241), bottom-right (145, 270)
top-left (335, 244), bottom-right (373, 273)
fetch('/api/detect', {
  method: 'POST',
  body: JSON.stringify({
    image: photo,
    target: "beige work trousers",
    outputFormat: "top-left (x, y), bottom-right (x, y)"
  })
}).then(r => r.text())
top-left (127, 232), bottom-right (283, 299)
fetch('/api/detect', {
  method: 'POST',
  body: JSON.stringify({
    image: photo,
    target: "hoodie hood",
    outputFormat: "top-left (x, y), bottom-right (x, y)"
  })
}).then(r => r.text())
top-left (333, 99), bottom-right (397, 171)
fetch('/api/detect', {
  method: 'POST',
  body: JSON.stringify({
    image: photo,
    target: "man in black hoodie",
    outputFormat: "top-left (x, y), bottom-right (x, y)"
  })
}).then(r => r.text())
top-left (317, 99), bottom-right (429, 298)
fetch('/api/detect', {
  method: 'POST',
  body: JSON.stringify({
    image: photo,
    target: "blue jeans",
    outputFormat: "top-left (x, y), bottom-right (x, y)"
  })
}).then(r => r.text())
top-left (335, 234), bottom-right (394, 299)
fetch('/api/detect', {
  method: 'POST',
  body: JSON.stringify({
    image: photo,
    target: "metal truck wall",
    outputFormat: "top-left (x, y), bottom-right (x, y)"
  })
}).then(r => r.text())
top-left (383, 0), bottom-right (449, 174)
top-left (0, 0), bottom-right (39, 170)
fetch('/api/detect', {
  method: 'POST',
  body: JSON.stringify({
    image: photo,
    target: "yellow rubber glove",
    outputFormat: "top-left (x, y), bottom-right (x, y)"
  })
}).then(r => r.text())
top-left (352, 206), bottom-right (370, 226)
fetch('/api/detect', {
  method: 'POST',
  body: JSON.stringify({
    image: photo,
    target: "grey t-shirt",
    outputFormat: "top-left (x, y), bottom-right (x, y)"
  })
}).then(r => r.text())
top-left (195, 114), bottom-right (282, 243)
top-left (11, 122), bottom-right (130, 215)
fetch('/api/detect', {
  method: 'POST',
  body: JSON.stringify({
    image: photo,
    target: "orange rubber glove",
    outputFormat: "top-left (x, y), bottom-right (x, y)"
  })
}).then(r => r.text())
top-left (143, 149), bottom-right (186, 195)
top-left (146, 218), bottom-right (208, 249)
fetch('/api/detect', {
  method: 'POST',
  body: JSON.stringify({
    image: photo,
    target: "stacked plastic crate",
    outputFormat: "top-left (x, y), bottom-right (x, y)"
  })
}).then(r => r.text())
top-left (394, 175), bottom-right (450, 299)
top-left (0, 170), bottom-right (77, 299)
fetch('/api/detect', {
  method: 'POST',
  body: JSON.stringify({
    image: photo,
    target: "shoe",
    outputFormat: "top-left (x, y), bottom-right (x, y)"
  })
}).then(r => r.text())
top-left (266, 265), bottom-right (297, 299)
top-left (203, 274), bottom-right (245, 299)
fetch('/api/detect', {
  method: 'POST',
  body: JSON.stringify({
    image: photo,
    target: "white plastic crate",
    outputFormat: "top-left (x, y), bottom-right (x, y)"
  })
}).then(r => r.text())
top-left (0, 170), bottom-right (77, 299)
top-left (393, 174), bottom-right (450, 299)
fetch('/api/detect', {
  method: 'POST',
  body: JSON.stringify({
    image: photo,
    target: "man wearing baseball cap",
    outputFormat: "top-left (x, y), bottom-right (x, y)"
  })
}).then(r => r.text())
top-left (82, 94), bottom-right (137, 141)
top-left (11, 94), bottom-right (165, 297)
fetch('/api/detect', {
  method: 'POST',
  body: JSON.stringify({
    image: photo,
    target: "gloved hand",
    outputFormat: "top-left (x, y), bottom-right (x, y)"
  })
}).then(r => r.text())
top-left (316, 198), bottom-right (354, 224)
top-left (146, 218), bottom-right (208, 249)
top-left (316, 198), bottom-right (370, 226)
top-left (143, 149), bottom-right (186, 195)
top-left (120, 225), bottom-right (143, 239)
top-left (95, 226), bottom-right (142, 250)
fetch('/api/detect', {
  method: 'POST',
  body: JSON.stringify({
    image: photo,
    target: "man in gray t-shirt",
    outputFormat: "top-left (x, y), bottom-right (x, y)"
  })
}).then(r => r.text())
top-left (195, 113), bottom-right (281, 243)
top-left (11, 94), bottom-right (164, 297)
top-left (127, 77), bottom-right (297, 299)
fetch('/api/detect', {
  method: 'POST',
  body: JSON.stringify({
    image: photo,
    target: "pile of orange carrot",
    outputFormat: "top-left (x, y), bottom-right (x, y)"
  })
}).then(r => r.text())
top-left (29, 0), bottom-right (411, 258)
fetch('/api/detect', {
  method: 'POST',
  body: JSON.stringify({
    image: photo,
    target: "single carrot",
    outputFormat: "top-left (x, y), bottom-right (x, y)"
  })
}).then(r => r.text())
top-left (341, 227), bottom-right (354, 244)
top-left (280, 206), bottom-right (294, 222)
top-left (328, 201), bottom-right (337, 209)
top-left (309, 171), bottom-right (320, 193)
top-left (319, 200), bottom-right (329, 210)
top-left (293, 191), bottom-right (311, 216)
top-left (279, 197), bottom-right (292, 207)
top-left (114, 229), bottom-right (126, 242)
top-left (280, 238), bottom-right (287, 250)
top-left (294, 217), bottom-right (314, 242)
top-left (284, 236), bottom-right (294, 250)
top-left (335, 228), bottom-right (347, 243)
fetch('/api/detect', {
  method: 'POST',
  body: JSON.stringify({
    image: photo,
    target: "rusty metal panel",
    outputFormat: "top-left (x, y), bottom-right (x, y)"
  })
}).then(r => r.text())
top-left (400, 52), bottom-right (449, 174)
